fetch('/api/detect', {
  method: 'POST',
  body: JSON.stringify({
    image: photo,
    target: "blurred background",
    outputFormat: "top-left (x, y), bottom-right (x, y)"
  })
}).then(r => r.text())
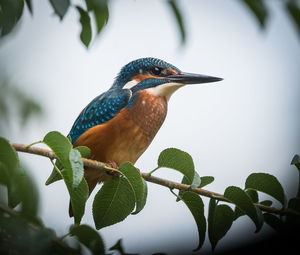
top-left (0, 0), bottom-right (300, 254)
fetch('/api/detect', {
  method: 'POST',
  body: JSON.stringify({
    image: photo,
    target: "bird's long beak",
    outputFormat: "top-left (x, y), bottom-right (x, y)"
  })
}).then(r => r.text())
top-left (168, 72), bottom-right (223, 85)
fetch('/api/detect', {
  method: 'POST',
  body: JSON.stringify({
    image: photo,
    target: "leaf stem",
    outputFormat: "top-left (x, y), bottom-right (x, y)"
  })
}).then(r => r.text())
top-left (147, 167), bottom-right (160, 176)
top-left (26, 140), bottom-right (42, 148)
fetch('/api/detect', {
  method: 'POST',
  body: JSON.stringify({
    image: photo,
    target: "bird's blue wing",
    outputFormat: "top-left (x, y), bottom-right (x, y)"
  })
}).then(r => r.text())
top-left (68, 88), bottom-right (132, 143)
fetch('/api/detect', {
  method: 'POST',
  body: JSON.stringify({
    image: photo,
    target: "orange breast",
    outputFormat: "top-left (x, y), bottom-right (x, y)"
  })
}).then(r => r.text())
top-left (74, 90), bottom-right (168, 165)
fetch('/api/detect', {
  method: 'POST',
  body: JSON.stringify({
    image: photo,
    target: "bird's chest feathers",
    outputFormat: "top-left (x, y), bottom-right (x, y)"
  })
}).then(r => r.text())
top-left (128, 91), bottom-right (168, 139)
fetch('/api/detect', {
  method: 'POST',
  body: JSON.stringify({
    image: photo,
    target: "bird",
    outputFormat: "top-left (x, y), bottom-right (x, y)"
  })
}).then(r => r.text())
top-left (68, 57), bottom-right (222, 216)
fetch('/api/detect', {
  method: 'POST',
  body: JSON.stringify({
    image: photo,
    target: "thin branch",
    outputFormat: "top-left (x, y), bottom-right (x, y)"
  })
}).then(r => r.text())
top-left (11, 143), bottom-right (300, 217)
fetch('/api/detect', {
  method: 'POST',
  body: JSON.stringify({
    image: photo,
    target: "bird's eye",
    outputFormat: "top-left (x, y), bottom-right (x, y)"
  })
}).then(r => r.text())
top-left (151, 67), bottom-right (162, 75)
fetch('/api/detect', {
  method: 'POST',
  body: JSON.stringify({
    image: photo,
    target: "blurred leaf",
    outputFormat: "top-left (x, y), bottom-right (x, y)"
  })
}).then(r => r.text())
top-left (208, 199), bottom-right (234, 250)
top-left (85, 0), bottom-right (109, 34)
top-left (286, 0), bottom-right (300, 38)
top-left (69, 149), bottom-right (84, 189)
top-left (224, 186), bottom-right (263, 232)
top-left (245, 173), bottom-right (286, 206)
top-left (76, 6), bottom-right (92, 48)
top-left (158, 148), bottom-right (195, 184)
top-left (291, 154), bottom-right (300, 172)
top-left (287, 197), bottom-right (300, 225)
top-left (109, 239), bottom-right (138, 255)
top-left (167, 0), bottom-right (186, 45)
top-left (70, 224), bottom-right (105, 255)
top-left (49, 0), bottom-right (70, 20)
top-left (0, 214), bottom-right (56, 255)
top-left (93, 177), bottom-right (135, 229)
top-left (240, 0), bottom-right (268, 28)
top-left (263, 213), bottom-right (283, 232)
top-left (0, 137), bottom-right (18, 171)
top-left (25, 0), bottom-right (33, 15)
top-left (181, 191), bottom-right (206, 251)
top-left (117, 162), bottom-right (147, 215)
top-left (0, 0), bottom-right (24, 37)
top-left (199, 176), bottom-right (214, 188)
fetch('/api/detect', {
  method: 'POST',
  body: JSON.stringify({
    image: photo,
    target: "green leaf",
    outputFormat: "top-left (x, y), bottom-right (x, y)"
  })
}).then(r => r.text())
top-left (181, 191), bottom-right (206, 251)
top-left (199, 176), bottom-right (214, 188)
top-left (234, 189), bottom-right (258, 220)
top-left (245, 173), bottom-right (286, 206)
top-left (0, 0), bottom-right (24, 37)
top-left (93, 177), bottom-right (135, 229)
top-left (25, 0), bottom-right (33, 14)
top-left (263, 213), bottom-right (283, 232)
top-left (240, 0), bottom-right (268, 28)
top-left (286, 1), bottom-right (300, 38)
top-left (76, 6), bottom-right (92, 48)
top-left (0, 137), bottom-right (18, 172)
top-left (68, 177), bottom-right (89, 224)
top-left (291, 154), bottom-right (300, 172)
top-left (109, 239), bottom-right (138, 255)
top-left (158, 148), bottom-right (195, 184)
top-left (177, 171), bottom-right (201, 201)
top-left (75, 145), bottom-right (91, 159)
top-left (49, 0), bottom-right (70, 20)
top-left (85, 0), bottom-right (109, 34)
top-left (70, 224), bottom-right (105, 255)
top-left (287, 197), bottom-right (300, 225)
top-left (45, 160), bottom-right (63, 185)
top-left (117, 162), bottom-right (147, 215)
top-left (224, 186), bottom-right (263, 232)
top-left (43, 131), bottom-right (72, 171)
top-left (167, 0), bottom-right (186, 45)
top-left (259, 200), bottom-right (272, 206)
top-left (69, 149), bottom-right (84, 189)
top-left (43, 131), bottom-right (88, 224)
top-left (208, 199), bottom-right (234, 250)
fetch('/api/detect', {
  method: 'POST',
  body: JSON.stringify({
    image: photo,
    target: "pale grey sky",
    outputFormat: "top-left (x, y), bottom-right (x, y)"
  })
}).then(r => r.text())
top-left (1, 0), bottom-right (300, 254)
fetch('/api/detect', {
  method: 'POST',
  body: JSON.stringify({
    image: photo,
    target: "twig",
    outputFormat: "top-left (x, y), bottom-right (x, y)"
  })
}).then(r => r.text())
top-left (11, 143), bottom-right (300, 217)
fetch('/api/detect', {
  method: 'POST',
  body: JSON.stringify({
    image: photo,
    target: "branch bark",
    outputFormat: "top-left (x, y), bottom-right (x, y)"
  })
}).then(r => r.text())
top-left (11, 143), bottom-right (299, 217)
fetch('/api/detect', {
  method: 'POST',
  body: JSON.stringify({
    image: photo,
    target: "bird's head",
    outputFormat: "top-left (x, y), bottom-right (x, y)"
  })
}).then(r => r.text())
top-left (112, 57), bottom-right (222, 100)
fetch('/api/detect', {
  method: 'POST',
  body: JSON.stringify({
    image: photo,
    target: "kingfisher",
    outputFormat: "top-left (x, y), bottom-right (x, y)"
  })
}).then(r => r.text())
top-left (68, 57), bottom-right (222, 216)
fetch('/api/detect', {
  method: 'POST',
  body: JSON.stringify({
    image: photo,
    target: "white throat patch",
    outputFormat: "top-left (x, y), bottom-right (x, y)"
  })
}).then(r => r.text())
top-left (146, 82), bottom-right (185, 101)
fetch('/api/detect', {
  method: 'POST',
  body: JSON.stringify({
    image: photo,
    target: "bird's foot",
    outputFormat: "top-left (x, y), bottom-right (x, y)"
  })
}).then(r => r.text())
top-left (106, 161), bottom-right (119, 176)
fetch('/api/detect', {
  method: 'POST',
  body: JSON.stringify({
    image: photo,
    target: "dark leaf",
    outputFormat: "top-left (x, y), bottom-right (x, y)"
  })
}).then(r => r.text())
top-left (224, 186), bottom-right (263, 232)
top-left (25, 0), bottom-right (33, 14)
top-left (70, 224), bottom-right (105, 255)
top-left (177, 171), bottom-right (201, 201)
top-left (291, 154), bottom-right (300, 172)
top-left (76, 6), bottom-right (92, 48)
top-left (181, 191), bottom-right (206, 251)
top-left (240, 0), bottom-right (268, 28)
top-left (85, 0), bottom-right (109, 34)
top-left (245, 173), bottom-right (286, 206)
top-left (234, 189), bottom-right (258, 220)
top-left (0, 137), bottom-right (18, 172)
top-left (93, 177), bottom-right (135, 229)
top-left (167, 0), bottom-right (186, 45)
top-left (109, 239), bottom-right (138, 255)
top-left (259, 200), bottom-right (273, 206)
top-left (0, 0), bottom-right (24, 37)
top-left (287, 197), bottom-right (300, 225)
top-left (263, 213), bottom-right (283, 232)
top-left (49, 0), bottom-right (70, 20)
top-left (208, 199), bottom-right (234, 250)
top-left (286, 1), bottom-right (300, 38)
